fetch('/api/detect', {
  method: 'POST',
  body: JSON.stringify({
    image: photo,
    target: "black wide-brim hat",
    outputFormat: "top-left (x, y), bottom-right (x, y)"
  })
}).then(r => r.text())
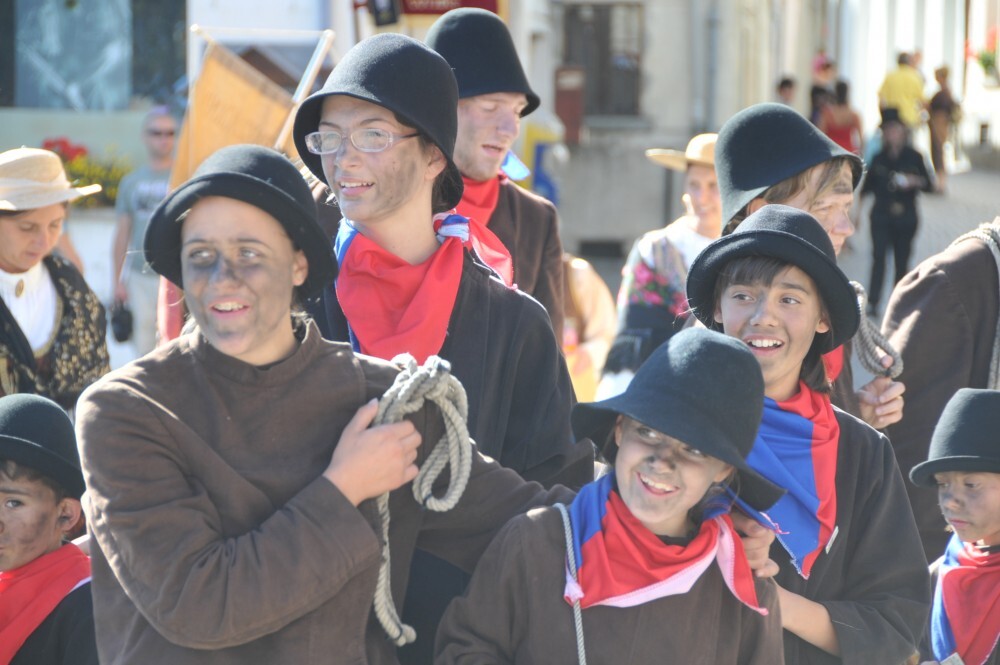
top-left (144, 145), bottom-right (335, 299)
top-left (425, 8), bottom-right (540, 116)
top-left (293, 33), bottom-right (464, 212)
top-left (910, 389), bottom-right (1000, 487)
top-left (572, 327), bottom-right (785, 512)
top-left (686, 204), bottom-right (860, 352)
top-left (0, 394), bottom-right (83, 498)
top-left (716, 103), bottom-right (864, 225)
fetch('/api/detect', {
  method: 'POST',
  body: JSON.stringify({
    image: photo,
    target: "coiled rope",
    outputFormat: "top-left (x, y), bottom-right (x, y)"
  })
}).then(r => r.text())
top-left (370, 354), bottom-right (474, 646)
top-left (850, 281), bottom-right (904, 379)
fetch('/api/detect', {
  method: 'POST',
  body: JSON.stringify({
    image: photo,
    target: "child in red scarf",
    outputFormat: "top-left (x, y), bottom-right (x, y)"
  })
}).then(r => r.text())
top-left (910, 389), bottom-right (1000, 665)
top-left (687, 204), bottom-right (929, 664)
top-left (436, 327), bottom-right (787, 664)
top-left (0, 394), bottom-right (95, 665)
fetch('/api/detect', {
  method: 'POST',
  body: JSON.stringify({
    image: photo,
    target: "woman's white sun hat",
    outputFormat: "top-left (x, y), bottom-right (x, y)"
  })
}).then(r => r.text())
top-left (0, 147), bottom-right (101, 211)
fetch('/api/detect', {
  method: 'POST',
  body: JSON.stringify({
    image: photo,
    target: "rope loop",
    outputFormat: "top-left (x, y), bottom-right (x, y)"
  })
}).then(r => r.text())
top-left (851, 281), bottom-right (904, 379)
top-left (370, 354), bottom-right (474, 647)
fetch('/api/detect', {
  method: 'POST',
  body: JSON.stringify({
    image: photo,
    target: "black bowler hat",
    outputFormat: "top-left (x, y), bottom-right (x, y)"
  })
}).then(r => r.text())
top-left (144, 144), bottom-right (335, 298)
top-left (572, 327), bottom-right (785, 512)
top-left (0, 394), bottom-right (84, 498)
top-left (425, 8), bottom-right (540, 116)
top-left (686, 204), bottom-right (859, 351)
top-left (716, 103), bottom-right (864, 225)
top-left (910, 389), bottom-right (1000, 487)
top-left (293, 33), bottom-right (463, 212)
top-left (879, 107), bottom-right (904, 128)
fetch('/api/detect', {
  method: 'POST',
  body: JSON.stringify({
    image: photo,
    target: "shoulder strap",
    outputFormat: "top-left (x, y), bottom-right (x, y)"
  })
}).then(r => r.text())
top-left (953, 220), bottom-right (1000, 389)
top-left (555, 503), bottom-right (587, 665)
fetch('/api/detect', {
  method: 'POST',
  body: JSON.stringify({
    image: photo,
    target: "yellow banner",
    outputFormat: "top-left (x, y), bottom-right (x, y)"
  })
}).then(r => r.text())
top-left (170, 42), bottom-right (297, 188)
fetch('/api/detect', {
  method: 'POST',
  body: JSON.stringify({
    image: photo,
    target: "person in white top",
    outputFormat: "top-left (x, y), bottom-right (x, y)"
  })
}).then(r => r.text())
top-left (598, 133), bottom-right (721, 398)
top-left (0, 148), bottom-right (109, 409)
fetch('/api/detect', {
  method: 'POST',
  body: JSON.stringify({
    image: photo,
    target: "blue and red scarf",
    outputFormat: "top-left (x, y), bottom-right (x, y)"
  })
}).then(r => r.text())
top-left (931, 535), bottom-right (1000, 665)
top-left (563, 473), bottom-right (766, 614)
top-left (334, 215), bottom-right (467, 363)
top-left (734, 382), bottom-right (840, 578)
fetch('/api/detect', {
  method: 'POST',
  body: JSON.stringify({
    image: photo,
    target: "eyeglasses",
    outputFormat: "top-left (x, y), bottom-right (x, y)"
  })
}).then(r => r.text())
top-left (304, 129), bottom-right (419, 155)
top-left (147, 129), bottom-right (176, 137)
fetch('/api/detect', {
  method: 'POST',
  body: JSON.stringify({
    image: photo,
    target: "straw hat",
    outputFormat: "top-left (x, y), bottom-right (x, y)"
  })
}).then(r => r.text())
top-left (644, 133), bottom-right (717, 171)
top-left (0, 147), bottom-right (101, 211)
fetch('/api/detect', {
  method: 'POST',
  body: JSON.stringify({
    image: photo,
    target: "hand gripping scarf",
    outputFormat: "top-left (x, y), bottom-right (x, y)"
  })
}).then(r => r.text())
top-left (733, 382), bottom-right (840, 578)
top-left (563, 473), bottom-right (766, 614)
top-left (334, 215), bottom-right (466, 364)
top-left (455, 175), bottom-right (515, 286)
top-left (931, 535), bottom-right (1000, 665)
top-left (0, 543), bottom-right (90, 663)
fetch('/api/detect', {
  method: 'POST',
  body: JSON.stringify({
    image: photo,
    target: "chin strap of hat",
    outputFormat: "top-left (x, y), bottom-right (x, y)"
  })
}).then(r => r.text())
top-left (850, 281), bottom-right (904, 379)
top-left (953, 220), bottom-right (1000, 389)
top-left (370, 354), bottom-right (474, 647)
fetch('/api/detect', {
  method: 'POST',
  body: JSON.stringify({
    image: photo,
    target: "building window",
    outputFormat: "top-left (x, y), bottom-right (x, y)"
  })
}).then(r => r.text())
top-left (563, 3), bottom-right (643, 116)
top-left (0, 0), bottom-right (185, 110)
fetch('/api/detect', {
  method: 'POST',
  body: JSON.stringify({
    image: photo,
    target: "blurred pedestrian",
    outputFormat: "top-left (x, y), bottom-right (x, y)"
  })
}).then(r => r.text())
top-left (776, 76), bottom-right (797, 106)
top-left (819, 80), bottom-right (863, 155)
top-left (600, 133), bottom-right (720, 397)
top-left (879, 53), bottom-right (926, 132)
top-left (928, 65), bottom-right (960, 193)
top-left (0, 148), bottom-right (109, 409)
top-left (112, 106), bottom-right (177, 355)
top-left (861, 108), bottom-right (934, 313)
top-left (427, 8), bottom-right (565, 338)
top-left (561, 253), bottom-right (615, 402)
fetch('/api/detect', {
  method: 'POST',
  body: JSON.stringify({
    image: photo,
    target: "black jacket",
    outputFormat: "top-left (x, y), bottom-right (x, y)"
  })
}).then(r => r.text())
top-left (13, 583), bottom-right (98, 665)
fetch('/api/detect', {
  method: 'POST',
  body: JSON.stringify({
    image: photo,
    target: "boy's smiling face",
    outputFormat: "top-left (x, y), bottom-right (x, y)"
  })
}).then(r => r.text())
top-left (0, 475), bottom-right (78, 572)
top-left (935, 471), bottom-right (1000, 547)
top-left (714, 264), bottom-right (830, 401)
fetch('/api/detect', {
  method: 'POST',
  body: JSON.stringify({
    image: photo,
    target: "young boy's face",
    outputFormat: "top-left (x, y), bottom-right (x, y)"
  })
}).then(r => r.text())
top-left (613, 416), bottom-right (733, 538)
top-left (714, 265), bottom-right (830, 401)
top-left (0, 475), bottom-right (76, 572)
top-left (935, 471), bottom-right (1000, 547)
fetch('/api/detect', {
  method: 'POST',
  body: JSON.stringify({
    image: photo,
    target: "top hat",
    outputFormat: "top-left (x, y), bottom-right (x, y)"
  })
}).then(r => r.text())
top-left (0, 394), bottom-right (83, 498)
top-left (910, 389), bottom-right (1000, 487)
top-left (645, 133), bottom-right (717, 171)
top-left (425, 8), bottom-right (540, 116)
top-left (686, 204), bottom-right (860, 351)
top-left (572, 327), bottom-right (784, 512)
top-left (0, 148), bottom-right (101, 211)
top-left (144, 144), bottom-right (335, 298)
top-left (715, 103), bottom-right (863, 224)
top-left (293, 33), bottom-right (464, 212)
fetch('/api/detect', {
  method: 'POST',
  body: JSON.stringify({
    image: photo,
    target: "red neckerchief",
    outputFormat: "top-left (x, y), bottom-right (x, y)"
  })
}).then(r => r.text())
top-left (565, 476), bottom-right (764, 613)
top-left (939, 538), bottom-right (1000, 664)
top-left (335, 229), bottom-right (465, 364)
top-left (456, 175), bottom-right (515, 285)
top-left (0, 543), bottom-right (90, 663)
top-left (821, 345), bottom-right (844, 382)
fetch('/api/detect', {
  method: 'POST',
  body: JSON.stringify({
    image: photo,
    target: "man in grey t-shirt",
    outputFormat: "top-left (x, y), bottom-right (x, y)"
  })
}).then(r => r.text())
top-left (112, 107), bottom-right (176, 355)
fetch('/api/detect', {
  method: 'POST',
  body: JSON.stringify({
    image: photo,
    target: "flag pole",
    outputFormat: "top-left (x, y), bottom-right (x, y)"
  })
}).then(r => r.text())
top-left (274, 29), bottom-right (336, 151)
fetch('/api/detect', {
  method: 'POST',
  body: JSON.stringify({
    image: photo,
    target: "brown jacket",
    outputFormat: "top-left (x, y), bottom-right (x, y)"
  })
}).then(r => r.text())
top-left (435, 506), bottom-right (785, 664)
top-left (487, 179), bottom-right (565, 339)
top-left (882, 236), bottom-right (1000, 560)
top-left (77, 323), bottom-right (573, 664)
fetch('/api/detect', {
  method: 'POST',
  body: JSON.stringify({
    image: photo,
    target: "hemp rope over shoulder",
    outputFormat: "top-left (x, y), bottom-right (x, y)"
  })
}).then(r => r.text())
top-left (953, 220), bottom-right (1000, 389)
top-left (850, 281), bottom-right (904, 379)
top-left (370, 353), bottom-right (474, 647)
